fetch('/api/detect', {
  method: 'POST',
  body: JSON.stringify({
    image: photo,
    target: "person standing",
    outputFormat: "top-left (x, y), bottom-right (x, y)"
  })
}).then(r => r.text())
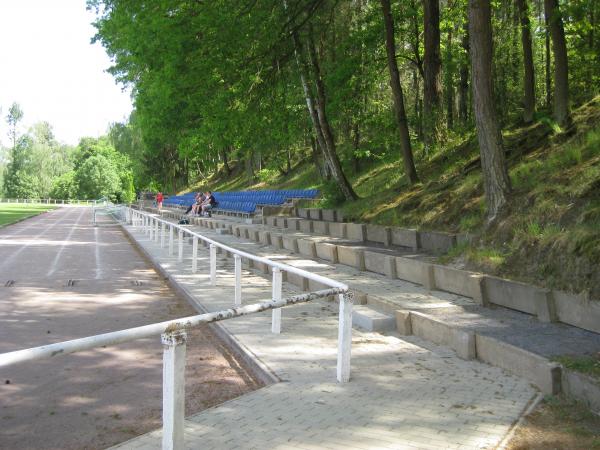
top-left (156, 191), bottom-right (164, 211)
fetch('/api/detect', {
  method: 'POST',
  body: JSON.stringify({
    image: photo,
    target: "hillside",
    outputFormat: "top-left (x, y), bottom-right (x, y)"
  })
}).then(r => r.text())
top-left (191, 97), bottom-right (600, 299)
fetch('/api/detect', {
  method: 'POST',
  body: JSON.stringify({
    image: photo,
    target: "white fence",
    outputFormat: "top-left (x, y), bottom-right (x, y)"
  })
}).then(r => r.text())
top-left (0, 198), bottom-right (100, 205)
top-left (0, 206), bottom-right (352, 450)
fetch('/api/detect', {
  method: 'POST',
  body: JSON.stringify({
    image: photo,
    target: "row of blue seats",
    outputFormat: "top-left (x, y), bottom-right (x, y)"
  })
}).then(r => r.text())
top-left (164, 189), bottom-right (319, 214)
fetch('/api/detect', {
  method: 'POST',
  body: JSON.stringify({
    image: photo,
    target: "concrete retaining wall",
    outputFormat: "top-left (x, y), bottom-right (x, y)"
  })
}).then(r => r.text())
top-left (321, 209), bottom-right (337, 222)
top-left (328, 223), bottom-right (346, 239)
top-left (366, 225), bottom-right (391, 246)
top-left (297, 238), bottom-right (316, 258)
top-left (395, 256), bottom-right (434, 289)
top-left (346, 223), bottom-right (366, 241)
top-left (299, 220), bottom-right (313, 234)
top-left (432, 265), bottom-right (486, 305)
top-left (312, 220), bottom-right (330, 235)
top-left (483, 276), bottom-right (538, 315)
top-left (561, 369), bottom-right (600, 414)
top-left (315, 242), bottom-right (338, 263)
top-left (337, 245), bottom-right (365, 270)
top-left (391, 228), bottom-right (419, 250)
top-left (282, 235), bottom-right (299, 253)
top-left (363, 251), bottom-right (396, 278)
top-left (297, 208), bottom-right (310, 219)
top-left (308, 209), bottom-right (322, 220)
top-left (419, 231), bottom-right (457, 254)
top-left (475, 334), bottom-right (561, 394)
top-left (285, 218), bottom-right (302, 231)
top-left (553, 290), bottom-right (600, 334)
top-left (410, 312), bottom-right (476, 360)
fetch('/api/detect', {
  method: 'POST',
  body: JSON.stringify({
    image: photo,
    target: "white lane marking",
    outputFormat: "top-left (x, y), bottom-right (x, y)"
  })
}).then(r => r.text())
top-left (0, 207), bottom-right (79, 271)
top-left (46, 207), bottom-right (87, 277)
top-left (94, 225), bottom-right (102, 280)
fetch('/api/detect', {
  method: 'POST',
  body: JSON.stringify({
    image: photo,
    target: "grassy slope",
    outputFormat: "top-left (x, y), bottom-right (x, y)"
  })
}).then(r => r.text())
top-left (192, 96), bottom-right (600, 298)
top-left (0, 204), bottom-right (56, 227)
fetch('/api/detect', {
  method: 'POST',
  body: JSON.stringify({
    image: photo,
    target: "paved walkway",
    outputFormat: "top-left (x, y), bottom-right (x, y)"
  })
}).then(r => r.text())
top-left (112, 219), bottom-right (539, 450)
top-left (0, 207), bottom-right (261, 449)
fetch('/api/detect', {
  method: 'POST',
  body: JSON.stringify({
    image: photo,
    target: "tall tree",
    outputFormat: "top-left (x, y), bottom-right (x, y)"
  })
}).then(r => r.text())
top-left (517, 0), bottom-right (536, 123)
top-left (381, 0), bottom-right (419, 185)
top-left (544, 0), bottom-right (571, 127)
top-left (469, 0), bottom-right (512, 221)
top-left (423, 0), bottom-right (443, 146)
top-left (6, 102), bottom-right (23, 150)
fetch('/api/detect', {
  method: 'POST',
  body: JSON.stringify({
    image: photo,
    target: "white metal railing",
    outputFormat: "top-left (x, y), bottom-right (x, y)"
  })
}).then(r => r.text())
top-left (0, 206), bottom-right (352, 450)
top-left (0, 198), bottom-right (100, 205)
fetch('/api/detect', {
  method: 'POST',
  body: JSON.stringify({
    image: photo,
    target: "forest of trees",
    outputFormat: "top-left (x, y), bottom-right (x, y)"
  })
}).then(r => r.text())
top-left (88, 0), bottom-right (599, 220)
top-left (1, 102), bottom-right (135, 202)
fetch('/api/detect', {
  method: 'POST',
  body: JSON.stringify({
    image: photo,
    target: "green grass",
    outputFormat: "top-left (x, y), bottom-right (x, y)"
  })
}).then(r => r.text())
top-left (0, 204), bottom-right (56, 226)
top-left (554, 355), bottom-right (600, 381)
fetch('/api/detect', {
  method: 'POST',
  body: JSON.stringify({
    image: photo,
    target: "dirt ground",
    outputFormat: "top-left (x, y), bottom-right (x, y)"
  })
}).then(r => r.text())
top-left (507, 395), bottom-right (600, 450)
top-left (0, 207), bottom-right (263, 449)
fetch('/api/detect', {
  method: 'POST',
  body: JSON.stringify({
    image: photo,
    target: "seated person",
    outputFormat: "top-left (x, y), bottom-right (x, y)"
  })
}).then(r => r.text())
top-left (200, 191), bottom-right (217, 217)
top-left (185, 192), bottom-right (204, 215)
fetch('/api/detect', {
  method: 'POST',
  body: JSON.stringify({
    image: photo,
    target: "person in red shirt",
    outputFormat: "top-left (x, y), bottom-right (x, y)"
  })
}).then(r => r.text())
top-left (156, 192), bottom-right (164, 211)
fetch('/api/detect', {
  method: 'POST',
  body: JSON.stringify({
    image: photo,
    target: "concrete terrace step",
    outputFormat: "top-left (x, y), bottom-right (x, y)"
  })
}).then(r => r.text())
top-left (352, 305), bottom-right (396, 332)
top-left (151, 211), bottom-right (600, 399)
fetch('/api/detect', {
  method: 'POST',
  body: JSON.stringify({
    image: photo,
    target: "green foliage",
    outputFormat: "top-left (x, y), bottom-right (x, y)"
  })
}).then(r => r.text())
top-left (3, 169), bottom-right (39, 198)
top-left (50, 172), bottom-right (78, 200)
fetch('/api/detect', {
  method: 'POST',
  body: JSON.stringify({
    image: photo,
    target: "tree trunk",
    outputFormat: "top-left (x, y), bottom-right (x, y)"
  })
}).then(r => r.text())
top-left (306, 27), bottom-right (358, 200)
top-left (544, 0), bottom-right (571, 127)
top-left (469, 0), bottom-right (512, 222)
top-left (458, 23), bottom-right (470, 124)
top-left (423, 0), bottom-right (443, 147)
top-left (545, 11), bottom-right (552, 109)
top-left (221, 147), bottom-right (231, 175)
top-left (381, 0), bottom-right (419, 184)
top-left (444, 22), bottom-right (455, 129)
top-left (517, 0), bottom-right (536, 123)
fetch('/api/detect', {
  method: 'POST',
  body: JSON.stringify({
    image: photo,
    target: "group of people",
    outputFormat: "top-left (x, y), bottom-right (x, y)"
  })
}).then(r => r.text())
top-left (185, 191), bottom-right (217, 217)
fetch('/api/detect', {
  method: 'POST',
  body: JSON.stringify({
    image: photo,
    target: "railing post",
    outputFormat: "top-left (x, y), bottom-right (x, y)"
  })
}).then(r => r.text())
top-left (271, 268), bottom-right (282, 334)
top-left (192, 237), bottom-right (198, 273)
top-left (209, 244), bottom-right (216, 286)
top-left (337, 291), bottom-right (353, 383)
top-left (155, 219), bottom-right (159, 242)
top-left (178, 229), bottom-right (184, 262)
top-left (161, 330), bottom-right (187, 450)
top-left (234, 255), bottom-right (242, 306)
top-left (169, 225), bottom-right (174, 255)
top-left (161, 222), bottom-right (166, 248)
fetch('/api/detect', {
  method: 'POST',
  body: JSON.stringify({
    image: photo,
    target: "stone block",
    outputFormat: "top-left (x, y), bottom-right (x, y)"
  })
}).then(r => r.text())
top-left (483, 276), bottom-right (538, 315)
top-left (321, 209), bottom-right (337, 222)
top-left (315, 242), bottom-right (338, 263)
top-left (553, 289), bottom-right (600, 334)
top-left (410, 312), bottom-right (476, 360)
top-left (475, 334), bottom-right (562, 395)
top-left (312, 220), bottom-right (330, 235)
top-left (297, 208), bottom-right (310, 219)
top-left (297, 238), bottom-right (317, 258)
top-left (535, 289), bottom-right (558, 323)
top-left (287, 271), bottom-right (309, 291)
top-left (266, 217), bottom-right (278, 227)
top-left (274, 217), bottom-right (287, 228)
top-left (419, 231), bottom-right (457, 254)
top-left (395, 310), bottom-right (412, 335)
top-left (282, 236), bottom-right (299, 253)
top-left (215, 228), bottom-right (231, 235)
top-left (270, 234), bottom-right (283, 249)
top-left (328, 222), bottom-right (347, 239)
top-left (395, 256), bottom-right (435, 289)
top-left (352, 306), bottom-right (396, 332)
top-left (336, 210), bottom-right (346, 222)
top-left (432, 265), bottom-right (487, 305)
top-left (391, 228), bottom-right (420, 250)
top-left (364, 251), bottom-right (396, 278)
top-left (308, 209), bottom-right (323, 220)
top-left (285, 218), bottom-right (302, 231)
top-left (366, 225), bottom-right (392, 246)
top-left (337, 245), bottom-right (366, 270)
top-left (298, 220), bottom-right (313, 234)
top-left (258, 230), bottom-right (271, 246)
top-left (346, 223), bottom-right (367, 242)
top-left (247, 229), bottom-right (260, 242)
